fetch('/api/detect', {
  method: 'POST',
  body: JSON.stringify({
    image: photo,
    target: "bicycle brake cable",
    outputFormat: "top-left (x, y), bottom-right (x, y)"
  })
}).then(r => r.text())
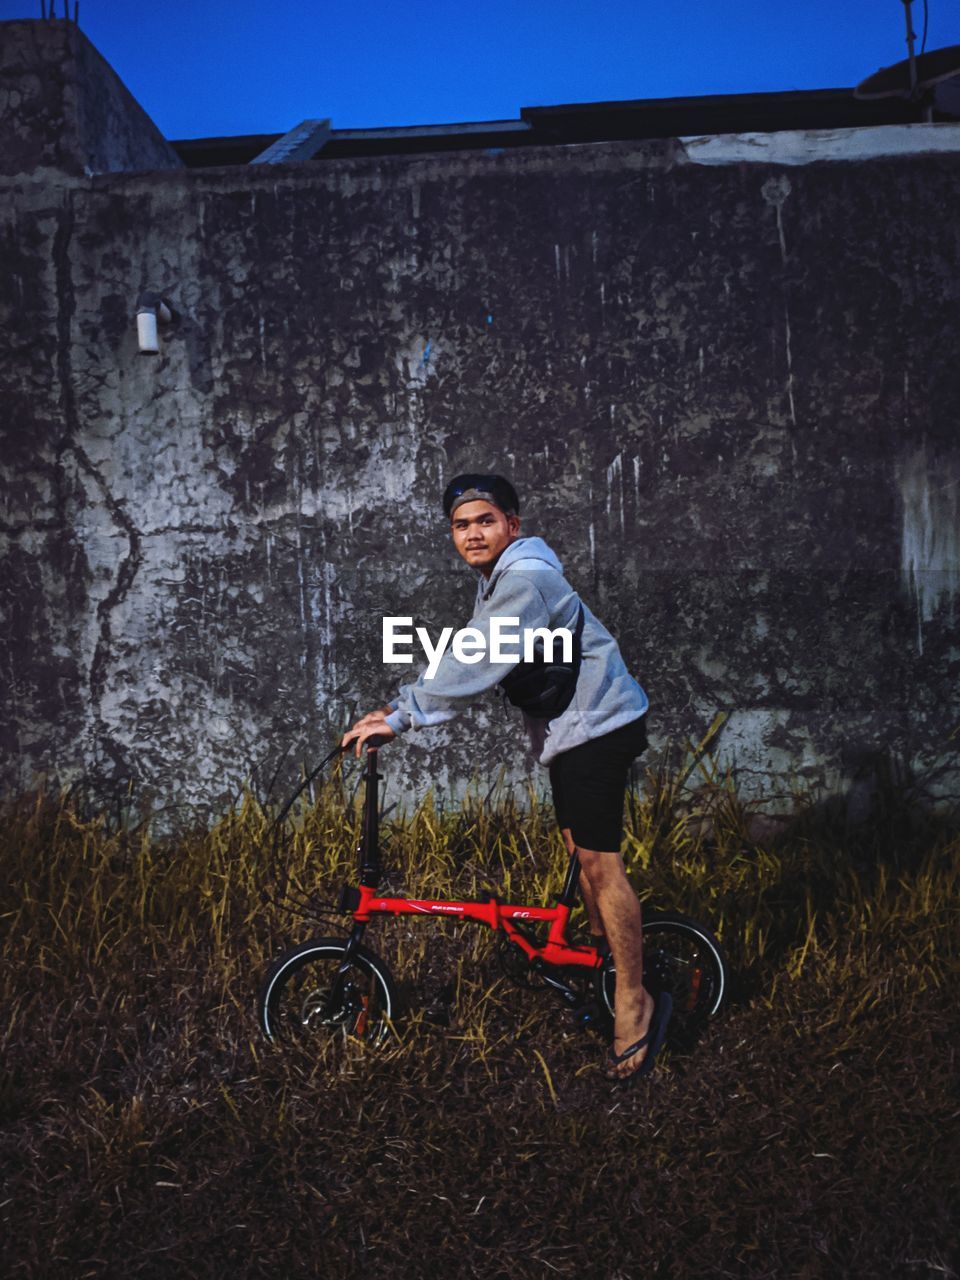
top-left (264, 741), bottom-right (350, 919)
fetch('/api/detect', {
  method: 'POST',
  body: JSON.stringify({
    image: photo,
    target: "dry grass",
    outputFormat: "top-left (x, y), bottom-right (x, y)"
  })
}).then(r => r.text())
top-left (1, 754), bottom-right (958, 1279)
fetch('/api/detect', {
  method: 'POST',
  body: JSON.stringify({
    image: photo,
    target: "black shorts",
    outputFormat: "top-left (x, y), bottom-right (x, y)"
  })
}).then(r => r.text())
top-left (549, 715), bottom-right (648, 853)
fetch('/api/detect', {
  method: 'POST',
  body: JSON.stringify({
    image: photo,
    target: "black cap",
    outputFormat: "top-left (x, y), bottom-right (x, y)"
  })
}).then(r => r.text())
top-left (442, 473), bottom-right (520, 519)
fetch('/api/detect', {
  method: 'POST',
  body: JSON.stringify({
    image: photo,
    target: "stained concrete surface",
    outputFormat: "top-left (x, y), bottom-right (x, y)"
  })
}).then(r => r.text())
top-left (0, 20), bottom-right (180, 179)
top-left (1, 20), bottom-right (959, 827)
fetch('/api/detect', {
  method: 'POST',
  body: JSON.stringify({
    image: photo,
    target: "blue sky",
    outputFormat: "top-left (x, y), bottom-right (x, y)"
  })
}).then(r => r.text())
top-left (4, 0), bottom-right (960, 139)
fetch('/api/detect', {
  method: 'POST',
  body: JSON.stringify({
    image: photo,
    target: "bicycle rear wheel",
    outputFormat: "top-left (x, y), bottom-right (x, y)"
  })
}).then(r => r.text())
top-left (597, 911), bottom-right (728, 1043)
top-left (259, 936), bottom-right (399, 1048)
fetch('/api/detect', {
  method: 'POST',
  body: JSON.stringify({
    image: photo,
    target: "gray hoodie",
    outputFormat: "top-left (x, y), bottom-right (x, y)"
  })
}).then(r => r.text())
top-left (384, 536), bottom-right (648, 766)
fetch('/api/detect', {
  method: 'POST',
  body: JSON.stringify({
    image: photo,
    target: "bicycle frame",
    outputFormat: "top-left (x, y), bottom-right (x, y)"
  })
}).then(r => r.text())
top-left (338, 743), bottom-right (602, 978)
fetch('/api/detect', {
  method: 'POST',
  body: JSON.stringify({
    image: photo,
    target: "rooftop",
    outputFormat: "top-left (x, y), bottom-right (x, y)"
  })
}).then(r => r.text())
top-left (171, 86), bottom-right (958, 167)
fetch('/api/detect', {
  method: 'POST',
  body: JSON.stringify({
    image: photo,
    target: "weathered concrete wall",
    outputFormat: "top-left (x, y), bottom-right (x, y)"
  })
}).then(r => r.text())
top-left (2, 21), bottom-right (959, 825)
top-left (0, 20), bottom-right (181, 178)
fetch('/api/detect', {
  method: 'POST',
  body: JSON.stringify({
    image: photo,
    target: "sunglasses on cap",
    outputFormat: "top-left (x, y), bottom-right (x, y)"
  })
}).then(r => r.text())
top-left (442, 474), bottom-right (520, 520)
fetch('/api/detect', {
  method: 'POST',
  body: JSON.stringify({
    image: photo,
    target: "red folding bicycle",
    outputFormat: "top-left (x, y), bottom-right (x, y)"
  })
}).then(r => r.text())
top-left (258, 739), bottom-right (729, 1049)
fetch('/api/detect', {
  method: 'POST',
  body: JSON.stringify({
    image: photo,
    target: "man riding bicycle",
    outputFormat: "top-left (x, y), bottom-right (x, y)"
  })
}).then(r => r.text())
top-left (342, 473), bottom-right (670, 1082)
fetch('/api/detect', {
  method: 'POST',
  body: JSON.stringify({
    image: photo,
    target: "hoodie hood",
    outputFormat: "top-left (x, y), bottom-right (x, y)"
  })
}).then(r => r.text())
top-left (479, 536), bottom-right (564, 600)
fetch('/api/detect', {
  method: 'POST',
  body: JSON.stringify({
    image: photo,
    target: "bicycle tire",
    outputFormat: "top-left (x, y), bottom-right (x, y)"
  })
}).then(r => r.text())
top-left (259, 936), bottom-right (399, 1048)
top-left (596, 911), bottom-right (728, 1041)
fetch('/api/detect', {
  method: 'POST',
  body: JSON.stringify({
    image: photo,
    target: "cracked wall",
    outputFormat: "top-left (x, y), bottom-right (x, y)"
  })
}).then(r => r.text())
top-left (2, 22), bottom-right (959, 826)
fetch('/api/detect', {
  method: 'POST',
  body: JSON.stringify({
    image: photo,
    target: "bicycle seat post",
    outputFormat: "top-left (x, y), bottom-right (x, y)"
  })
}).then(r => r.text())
top-left (559, 850), bottom-right (582, 908)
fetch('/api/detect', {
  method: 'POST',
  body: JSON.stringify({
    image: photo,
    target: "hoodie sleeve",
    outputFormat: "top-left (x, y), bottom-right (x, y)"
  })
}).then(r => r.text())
top-left (384, 570), bottom-right (552, 736)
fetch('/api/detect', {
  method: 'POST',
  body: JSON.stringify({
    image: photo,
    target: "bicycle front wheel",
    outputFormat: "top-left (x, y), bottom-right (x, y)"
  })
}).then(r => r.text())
top-left (597, 912), bottom-right (728, 1043)
top-left (258, 937), bottom-right (399, 1048)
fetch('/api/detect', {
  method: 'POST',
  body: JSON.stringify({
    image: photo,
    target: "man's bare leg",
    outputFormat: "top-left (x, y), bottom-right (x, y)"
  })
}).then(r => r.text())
top-left (560, 828), bottom-right (604, 939)
top-left (562, 829), bottom-right (654, 1078)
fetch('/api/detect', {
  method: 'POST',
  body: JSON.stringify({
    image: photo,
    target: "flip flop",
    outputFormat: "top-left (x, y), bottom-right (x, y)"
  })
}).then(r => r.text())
top-left (604, 991), bottom-right (673, 1082)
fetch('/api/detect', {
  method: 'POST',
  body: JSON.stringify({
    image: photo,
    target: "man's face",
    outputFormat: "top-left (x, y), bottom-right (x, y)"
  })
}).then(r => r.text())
top-left (450, 500), bottom-right (521, 577)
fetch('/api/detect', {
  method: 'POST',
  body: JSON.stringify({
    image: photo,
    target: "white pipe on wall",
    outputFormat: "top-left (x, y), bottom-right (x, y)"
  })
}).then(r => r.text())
top-left (137, 309), bottom-right (159, 353)
top-left (136, 295), bottom-right (173, 355)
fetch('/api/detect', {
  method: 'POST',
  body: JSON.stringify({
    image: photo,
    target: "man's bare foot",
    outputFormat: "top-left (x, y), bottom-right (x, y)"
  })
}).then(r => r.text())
top-left (605, 987), bottom-right (654, 1080)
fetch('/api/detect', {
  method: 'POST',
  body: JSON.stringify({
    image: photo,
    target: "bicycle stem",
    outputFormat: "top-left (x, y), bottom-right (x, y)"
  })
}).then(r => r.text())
top-left (359, 744), bottom-right (383, 888)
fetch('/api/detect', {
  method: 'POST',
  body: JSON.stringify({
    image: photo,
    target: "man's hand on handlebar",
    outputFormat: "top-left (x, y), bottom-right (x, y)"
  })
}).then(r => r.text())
top-left (342, 713), bottom-right (396, 759)
top-left (353, 704), bottom-right (395, 727)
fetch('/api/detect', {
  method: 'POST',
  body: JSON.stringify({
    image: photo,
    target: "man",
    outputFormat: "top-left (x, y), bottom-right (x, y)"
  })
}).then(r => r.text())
top-left (342, 473), bottom-right (670, 1081)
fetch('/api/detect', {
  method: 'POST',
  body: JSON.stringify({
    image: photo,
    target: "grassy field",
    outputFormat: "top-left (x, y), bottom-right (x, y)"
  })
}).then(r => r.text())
top-left (1, 754), bottom-right (958, 1279)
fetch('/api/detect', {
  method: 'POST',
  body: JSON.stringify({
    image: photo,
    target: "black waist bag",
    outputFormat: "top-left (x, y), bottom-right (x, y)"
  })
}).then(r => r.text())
top-left (499, 604), bottom-right (585, 721)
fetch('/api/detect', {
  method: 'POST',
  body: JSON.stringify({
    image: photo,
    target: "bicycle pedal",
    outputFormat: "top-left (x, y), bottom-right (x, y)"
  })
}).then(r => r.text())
top-left (570, 1000), bottom-right (603, 1031)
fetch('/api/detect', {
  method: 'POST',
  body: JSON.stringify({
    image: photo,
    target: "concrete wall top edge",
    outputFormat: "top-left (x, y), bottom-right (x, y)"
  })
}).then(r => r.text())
top-left (4, 127), bottom-right (960, 200)
top-left (682, 122), bottom-right (960, 166)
